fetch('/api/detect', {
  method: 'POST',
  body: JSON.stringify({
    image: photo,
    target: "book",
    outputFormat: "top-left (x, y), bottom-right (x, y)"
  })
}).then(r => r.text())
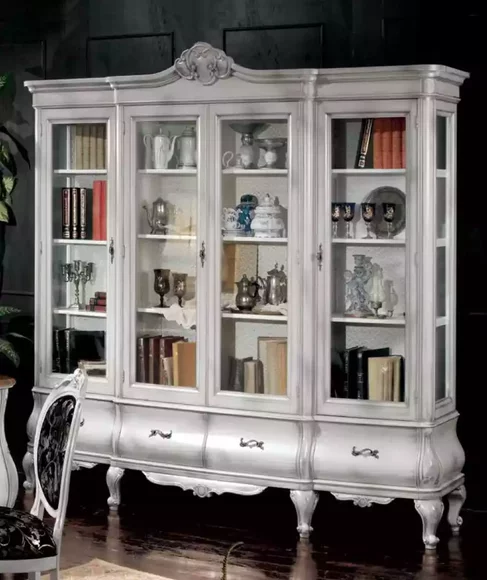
top-left (391, 118), bottom-right (402, 168)
top-left (258, 337), bottom-right (287, 395)
top-left (356, 347), bottom-right (391, 399)
top-left (368, 355), bottom-right (404, 401)
top-left (381, 118), bottom-right (393, 168)
top-left (243, 360), bottom-right (264, 394)
top-left (71, 187), bottom-right (79, 239)
top-left (136, 335), bottom-right (150, 383)
top-left (372, 118), bottom-right (384, 168)
top-left (79, 187), bottom-right (87, 239)
top-left (92, 180), bottom-right (103, 240)
top-left (355, 118), bottom-right (373, 168)
top-left (100, 180), bottom-right (107, 240)
top-left (173, 341), bottom-right (196, 387)
top-left (62, 188), bottom-right (71, 238)
top-left (341, 346), bottom-right (364, 399)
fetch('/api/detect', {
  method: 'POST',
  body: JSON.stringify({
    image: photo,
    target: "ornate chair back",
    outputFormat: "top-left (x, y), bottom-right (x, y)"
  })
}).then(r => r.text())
top-left (31, 367), bottom-right (87, 547)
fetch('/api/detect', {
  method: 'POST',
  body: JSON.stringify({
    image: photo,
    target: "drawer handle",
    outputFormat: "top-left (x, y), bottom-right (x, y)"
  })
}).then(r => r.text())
top-left (80, 418), bottom-right (85, 427)
top-left (240, 438), bottom-right (264, 450)
top-left (149, 429), bottom-right (173, 439)
top-left (351, 446), bottom-right (379, 459)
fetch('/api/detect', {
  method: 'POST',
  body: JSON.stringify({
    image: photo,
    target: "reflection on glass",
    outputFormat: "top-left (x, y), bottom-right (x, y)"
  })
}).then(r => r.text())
top-left (436, 115), bottom-right (447, 170)
top-left (51, 123), bottom-right (108, 379)
top-left (135, 120), bottom-right (198, 388)
top-left (435, 325), bottom-right (446, 400)
top-left (220, 118), bottom-right (289, 396)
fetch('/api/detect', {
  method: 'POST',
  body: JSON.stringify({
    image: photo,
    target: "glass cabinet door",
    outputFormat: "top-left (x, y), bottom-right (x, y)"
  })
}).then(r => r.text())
top-left (124, 107), bottom-right (206, 404)
top-left (435, 111), bottom-right (454, 410)
top-left (211, 107), bottom-right (298, 412)
top-left (49, 116), bottom-right (113, 393)
top-left (318, 109), bottom-right (415, 418)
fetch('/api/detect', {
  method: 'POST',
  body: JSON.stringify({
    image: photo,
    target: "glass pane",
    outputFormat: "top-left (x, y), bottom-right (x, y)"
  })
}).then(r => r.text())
top-left (435, 325), bottom-right (446, 400)
top-left (437, 177), bottom-right (446, 239)
top-left (330, 116), bottom-right (407, 404)
top-left (436, 116), bottom-right (447, 170)
top-left (333, 117), bottom-right (406, 170)
top-left (219, 119), bottom-right (289, 395)
top-left (436, 247), bottom-right (446, 318)
top-left (51, 123), bottom-right (108, 378)
top-left (134, 120), bottom-right (198, 388)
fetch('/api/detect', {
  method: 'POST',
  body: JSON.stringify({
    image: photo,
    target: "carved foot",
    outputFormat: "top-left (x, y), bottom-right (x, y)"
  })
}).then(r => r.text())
top-left (447, 485), bottom-right (466, 536)
top-left (106, 466), bottom-right (125, 512)
top-left (22, 450), bottom-right (35, 492)
top-left (290, 490), bottom-right (319, 540)
top-left (414, 498), bottom-right (444, 550)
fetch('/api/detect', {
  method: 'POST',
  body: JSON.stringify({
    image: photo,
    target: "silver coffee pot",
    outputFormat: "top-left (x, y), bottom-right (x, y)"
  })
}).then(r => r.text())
top-left (259, 263), bottom-right (287, 305)
top-left (143, 197), bottom-right (168, 234)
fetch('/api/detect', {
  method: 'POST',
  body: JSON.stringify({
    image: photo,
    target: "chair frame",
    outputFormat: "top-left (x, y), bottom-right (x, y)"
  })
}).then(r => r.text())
top-left (0, 367), bottom-right (87, 579)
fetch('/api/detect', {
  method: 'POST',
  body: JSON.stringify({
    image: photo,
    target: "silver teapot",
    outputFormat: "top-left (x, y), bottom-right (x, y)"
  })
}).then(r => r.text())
top-left (143, 197), bottom-right (168, 234)
top-left (259, 263), bottom-right (287, 305)
top-left (235, 274), bottom-right (260, 311)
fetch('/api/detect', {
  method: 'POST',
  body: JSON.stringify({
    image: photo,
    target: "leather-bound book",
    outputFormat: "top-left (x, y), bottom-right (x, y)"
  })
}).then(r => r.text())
top-left (381, 118), bottom-right (392, 168)
top-left (391, 118), bottom-right (402, 169)
top-left (356, 347), bottom-right (390, 399)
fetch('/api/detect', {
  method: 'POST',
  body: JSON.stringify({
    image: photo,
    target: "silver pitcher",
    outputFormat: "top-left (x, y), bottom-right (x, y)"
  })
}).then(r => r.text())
top-left (235, 274), bottom-right (259, 311)
top-left (259, 263), bottom-right (287, 305)
top-left (143, 197), bottom-right (168, 234)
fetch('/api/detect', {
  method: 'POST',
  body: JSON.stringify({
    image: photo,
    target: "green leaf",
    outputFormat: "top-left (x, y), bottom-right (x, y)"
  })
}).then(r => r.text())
top-left (0, 306), bottom-right (21, 317)
top-left (2, 176), bottom-right (16, 200)
top-left (0, 127), bottom-right (29, 169)
top-left (0, 142), bottom-right (16, 176)
top-left (0, 200), bottom-right (9, 223)
top-left (0, 338), bottom-right (20, 366)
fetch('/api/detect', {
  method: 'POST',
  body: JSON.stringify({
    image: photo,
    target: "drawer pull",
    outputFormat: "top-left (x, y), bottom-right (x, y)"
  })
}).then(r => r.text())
top-left (240, 438), bottom-right (264, 450)
top-left (351, 446), bottom-right (379, 459)
top-left (80, 418), bottom-right (85, 427)
top-left (149, 429), bottom-right (173, 439)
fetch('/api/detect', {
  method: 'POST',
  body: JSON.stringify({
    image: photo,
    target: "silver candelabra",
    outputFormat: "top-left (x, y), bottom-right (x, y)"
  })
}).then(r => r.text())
top-left (61, 260), bottom-right (94, 309)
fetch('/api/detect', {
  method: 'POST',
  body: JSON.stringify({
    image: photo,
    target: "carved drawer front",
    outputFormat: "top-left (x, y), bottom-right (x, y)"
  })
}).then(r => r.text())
top-left (206, 416), bottom-right (299, 479)
top-left (76, 400), bottom-right (114, 456)
top-left (119, 406), bottom-right (205, 468)
top-left (313, 423), bottom-right (417, 488)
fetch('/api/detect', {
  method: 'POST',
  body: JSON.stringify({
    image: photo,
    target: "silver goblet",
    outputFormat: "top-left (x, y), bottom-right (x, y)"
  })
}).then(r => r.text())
top-left (154, 268), bottom-right (171, 307)
top-left (172, 272), bottom-right (188, 307)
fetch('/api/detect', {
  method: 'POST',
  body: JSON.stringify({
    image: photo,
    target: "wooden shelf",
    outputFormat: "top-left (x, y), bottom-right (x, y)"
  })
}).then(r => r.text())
top-left (54, 169), bottom-right (107, 175)
top-left (437, 170), bottom-right (448, 178)
top-left (332, 169), bottom-right (406, 176)
top-left (333, 238), bottom-right (405, 246)
top-left (138, 234), bottom-right (196, 241)
top-left (222, 167), bottom-right (288, 175)
top-left (138, 169), bottom-right (197, 175)
top-left (436, 238), bottom-right (447, 247)
top-left (436, 316), bottom-right (447, 327)
top-left (222, 236), bottom-right (287, 244)
top-left (222, 312), bottom-right (288, 322)
top-left (53, 308), bottom-right (106, 318)
top-left (53, 239), bottom-right (106, 246)
top-left (332, 314), bottom-right (405, 326)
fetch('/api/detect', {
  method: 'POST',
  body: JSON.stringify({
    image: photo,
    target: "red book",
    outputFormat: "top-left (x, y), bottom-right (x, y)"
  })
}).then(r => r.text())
top-left (92, 180), bottom-right (102, 240)
top-left (100, 180), bottom-right (107, 241)
top-left (62, 188), bottom-right (71, 238)
top-left (391, 118), bottom-right (402, 169)
top-left (381, 118), bottom-right (392, 168)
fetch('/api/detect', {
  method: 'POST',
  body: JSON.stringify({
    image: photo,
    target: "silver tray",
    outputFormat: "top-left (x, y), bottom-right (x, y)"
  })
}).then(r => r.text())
top-left (363, 186), bottom-right (406, 238)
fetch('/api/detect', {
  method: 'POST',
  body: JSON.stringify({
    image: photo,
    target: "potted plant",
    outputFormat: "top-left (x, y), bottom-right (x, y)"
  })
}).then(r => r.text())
top-left (0, 73), bottom-right (31, 298)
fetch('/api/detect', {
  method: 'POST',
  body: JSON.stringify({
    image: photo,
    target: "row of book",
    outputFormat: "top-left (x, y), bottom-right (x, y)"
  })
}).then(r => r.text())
top-left (61, 181), bottom-right (107, 240)
top-left (356, 117), bottom-right (406, 169)
top-left (72, 124), bottom-right (107, 170)
top-left (226, 337), bottom-right (287, 395)
top-left (53, 328), bottom-right (105, 374)
top-left (136, 335), bottom-right (196, 387)
top-left (85, 291), bottom-right (106, 312)
top-left (332, 346), bottom-right (404, 401)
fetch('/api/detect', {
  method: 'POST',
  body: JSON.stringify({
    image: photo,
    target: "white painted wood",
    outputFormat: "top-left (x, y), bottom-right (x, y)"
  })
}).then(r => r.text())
top-left (0, 383), bottom-right (18, 507)
top-left (25, 42), bottom-right (468, 549)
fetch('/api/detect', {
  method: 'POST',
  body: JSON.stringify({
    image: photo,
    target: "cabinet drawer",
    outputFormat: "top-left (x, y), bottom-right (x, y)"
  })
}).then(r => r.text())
top-left (119, 406), bottom-right (205, 468)
top-left (313, 422), bottom-right (417, 488)
top-left (206, 416), bottom-right (299, 479)
top-left (76, 400), bottom-right (114, 456)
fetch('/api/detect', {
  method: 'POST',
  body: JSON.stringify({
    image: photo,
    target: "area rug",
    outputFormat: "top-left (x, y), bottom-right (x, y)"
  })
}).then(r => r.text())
top-left (41, 558), bottom-right (173, 579)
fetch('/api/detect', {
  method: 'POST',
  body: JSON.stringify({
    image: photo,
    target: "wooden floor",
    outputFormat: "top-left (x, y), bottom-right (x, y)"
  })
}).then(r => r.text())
top-left (10, 467), bottom-right (487, 579)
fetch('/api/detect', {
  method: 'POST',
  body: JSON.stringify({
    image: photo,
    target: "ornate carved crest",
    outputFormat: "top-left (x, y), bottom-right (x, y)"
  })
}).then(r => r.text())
top-left (174, 42), bottom-right (234, 86)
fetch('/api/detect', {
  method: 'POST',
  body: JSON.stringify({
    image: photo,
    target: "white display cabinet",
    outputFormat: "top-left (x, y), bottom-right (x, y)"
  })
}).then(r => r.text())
top-left (24, 43), bottom-right (468, 549)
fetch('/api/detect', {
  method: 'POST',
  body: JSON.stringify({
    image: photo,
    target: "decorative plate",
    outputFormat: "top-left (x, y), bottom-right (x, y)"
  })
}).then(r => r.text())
top-left (363, 186), bottom-right (406, 238)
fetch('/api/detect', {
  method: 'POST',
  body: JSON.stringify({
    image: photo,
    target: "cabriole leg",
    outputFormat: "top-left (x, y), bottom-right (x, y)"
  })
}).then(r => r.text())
top-left (290, 490), bottom-right (319, 539)
top-left (447, 485), bottom-right (466, 536)
top-left (22, 450), bottom-right (35, 492)
top-left (414, 498), bottom-right (444, 550)
top-left (106, 466), bottom-right (125, 512)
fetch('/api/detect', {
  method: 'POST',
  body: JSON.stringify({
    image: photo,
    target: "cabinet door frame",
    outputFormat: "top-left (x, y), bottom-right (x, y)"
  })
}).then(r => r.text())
top-left (315, 99), bottom-right (419, 421)
top-left (207, 101), bottom-right (303, 415)
top-left (121, 103), bottom-right (208, 405)
top-left (37, 107), bottom-right (117, 397)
